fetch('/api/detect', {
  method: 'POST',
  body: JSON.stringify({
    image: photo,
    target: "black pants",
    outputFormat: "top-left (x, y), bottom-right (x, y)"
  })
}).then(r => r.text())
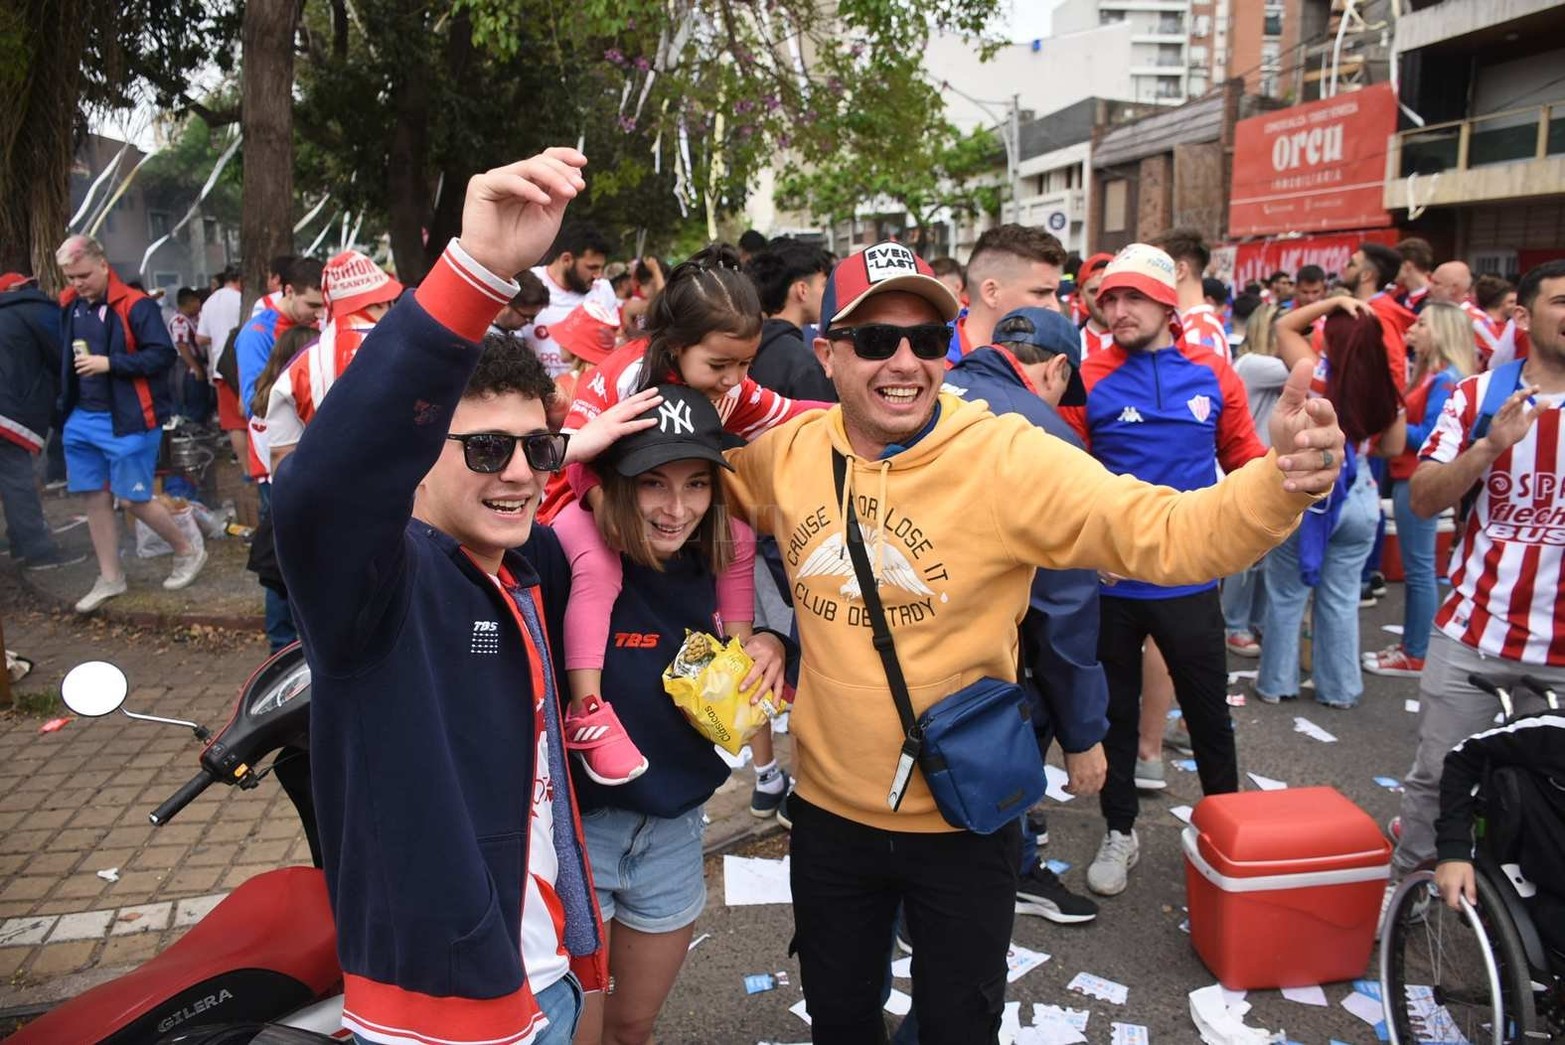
top-left (788, 795), bottom-right (1020, 1044)
top-left (1097, 589), bottom-right (1237, 833)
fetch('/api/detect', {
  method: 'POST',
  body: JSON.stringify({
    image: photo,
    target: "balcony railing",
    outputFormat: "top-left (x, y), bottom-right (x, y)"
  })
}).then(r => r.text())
top-left (1396, 103), bottom-right (1565, 178)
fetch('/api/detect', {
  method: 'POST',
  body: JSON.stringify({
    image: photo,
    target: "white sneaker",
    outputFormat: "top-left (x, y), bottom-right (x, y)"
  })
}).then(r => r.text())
top-left (1134, 757), bottom-right (1167, 791)
top-left (163, 543), bottom-right (208, 590)
top-left (1087, 829), bottom-right (1140, 896)
top-left (75, 575), bottom-right (127, 613)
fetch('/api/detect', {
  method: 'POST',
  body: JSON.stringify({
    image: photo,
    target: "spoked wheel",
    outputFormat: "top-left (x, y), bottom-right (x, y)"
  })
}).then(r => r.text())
top-left (1381, 868), bottom-right (1540, 1044)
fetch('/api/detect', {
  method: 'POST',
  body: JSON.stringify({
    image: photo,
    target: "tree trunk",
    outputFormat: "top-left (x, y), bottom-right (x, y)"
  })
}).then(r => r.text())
top-left (420, 11), bottom-right (477, 275)
top-left (385, 69), bottom-right (431, 283)
top-left (240, 0), bottom-right (299, 313)
top-left (0, 0), bottom-right (91, 290)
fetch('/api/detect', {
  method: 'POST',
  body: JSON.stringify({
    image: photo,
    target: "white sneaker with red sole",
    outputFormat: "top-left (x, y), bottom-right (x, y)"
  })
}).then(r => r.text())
top-left (566, 696), bottom-right (649, 785)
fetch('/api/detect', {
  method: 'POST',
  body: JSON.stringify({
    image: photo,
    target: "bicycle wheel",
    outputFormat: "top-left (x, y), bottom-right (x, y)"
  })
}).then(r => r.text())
top-left (1381, 868), bottom-right (1540, 1044)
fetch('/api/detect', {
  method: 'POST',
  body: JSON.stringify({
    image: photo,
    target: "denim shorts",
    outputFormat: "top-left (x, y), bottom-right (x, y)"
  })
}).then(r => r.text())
top-left (581, 805), bottom-right (706, 933)
top-left (63, 409), bottom-right (161, 502)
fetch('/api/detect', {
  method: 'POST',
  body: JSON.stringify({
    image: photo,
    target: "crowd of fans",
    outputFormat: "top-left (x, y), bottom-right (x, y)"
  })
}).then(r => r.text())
top-left (2, 149), bottom-right (1562, 1044)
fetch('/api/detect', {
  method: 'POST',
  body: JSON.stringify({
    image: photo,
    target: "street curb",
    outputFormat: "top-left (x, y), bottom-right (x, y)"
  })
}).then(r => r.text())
top-left (702, 812), bottom-right (784, 858)
top-left (15, 567), bottom-right (264, 632)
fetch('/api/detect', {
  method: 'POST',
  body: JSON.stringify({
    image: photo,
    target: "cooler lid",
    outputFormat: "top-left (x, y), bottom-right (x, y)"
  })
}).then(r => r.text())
top-left (1192, 786), bottom-right (1391, 879)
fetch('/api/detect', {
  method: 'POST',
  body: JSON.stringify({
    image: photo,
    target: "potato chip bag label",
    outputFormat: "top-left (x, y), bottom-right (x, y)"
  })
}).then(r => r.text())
top-left (663, 630), bottom-right (776, 754)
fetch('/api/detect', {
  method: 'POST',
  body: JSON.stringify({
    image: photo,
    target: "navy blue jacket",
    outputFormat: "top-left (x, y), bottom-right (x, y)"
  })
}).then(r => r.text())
top-left (273, 249), bottom-right (605, 1044)
top-left (750, 318), bottom-right (837, 403)
top-left (1069, 340), bottom-right (1266, 600)
top-left (573, 552), bottom-right (732, 818)
top-left (0, 288), bottom-right (62, 452)
top-left (58, 274), bottom-right (174, 436)
top-left (944, 347), bottom-right (1110, 753)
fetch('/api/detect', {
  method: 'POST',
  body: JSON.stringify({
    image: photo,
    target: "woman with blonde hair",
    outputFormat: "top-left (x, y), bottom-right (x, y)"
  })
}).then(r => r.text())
top-left (1364, 301), bottom-right (1478, 677)
top-left (1220, 300), bottom-right (1287, 655)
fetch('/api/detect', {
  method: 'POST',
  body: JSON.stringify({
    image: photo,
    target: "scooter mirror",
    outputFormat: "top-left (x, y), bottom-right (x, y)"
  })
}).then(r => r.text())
top-left (60, 662), bottom-right (130, 718)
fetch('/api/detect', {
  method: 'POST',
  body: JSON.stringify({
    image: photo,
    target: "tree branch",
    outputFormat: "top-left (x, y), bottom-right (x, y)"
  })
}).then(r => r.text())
top-left (185, 98), bottom-right (241, 129)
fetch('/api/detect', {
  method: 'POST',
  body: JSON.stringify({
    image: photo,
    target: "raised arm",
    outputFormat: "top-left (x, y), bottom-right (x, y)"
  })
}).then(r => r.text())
top-left (274, 149), bottom-right (590, 671)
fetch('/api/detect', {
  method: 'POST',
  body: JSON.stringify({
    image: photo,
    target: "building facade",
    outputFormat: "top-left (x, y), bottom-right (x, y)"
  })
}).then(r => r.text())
top-left (1385, 0), bottom-right (1565, 277)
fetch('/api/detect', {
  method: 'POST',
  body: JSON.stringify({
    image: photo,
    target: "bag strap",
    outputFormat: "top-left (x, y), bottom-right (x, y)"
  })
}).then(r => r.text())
top-left (833, 450), bottom-right (922, 810)
top-left (1470, 358), bottom-right (1525, 444)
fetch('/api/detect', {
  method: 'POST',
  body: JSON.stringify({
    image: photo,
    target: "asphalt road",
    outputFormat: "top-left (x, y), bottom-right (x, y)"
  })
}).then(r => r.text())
top-left (655, 592), bottom-right (1425, 1044)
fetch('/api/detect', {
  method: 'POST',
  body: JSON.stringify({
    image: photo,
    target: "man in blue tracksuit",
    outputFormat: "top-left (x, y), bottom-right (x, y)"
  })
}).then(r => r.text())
top-left (1063, 244), bottom-right (1268, 899)
top-left (944, 306), bottom-right (1109, 923)
top-left (274, 149), bottom-right (656, 1045)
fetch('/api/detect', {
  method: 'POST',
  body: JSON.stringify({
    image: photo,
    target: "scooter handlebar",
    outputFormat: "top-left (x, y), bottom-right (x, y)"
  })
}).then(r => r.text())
top-left (149, 770), bottom-right (214, 825)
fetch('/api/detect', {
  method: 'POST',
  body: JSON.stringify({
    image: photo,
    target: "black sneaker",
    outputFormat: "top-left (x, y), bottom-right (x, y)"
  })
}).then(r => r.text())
top-left (23, 550), bottom-right (88, 571)
top-left (1026, 810), bottom-right (1049, 847)
top-left (774, 789), bottom-right (794, 830)
top-left (1016, 864), bottom-right (1099, 924)
top-left (1369, 571), bottom-right (1388, 598)
top-left (750, 769), bottom-right (792, 818)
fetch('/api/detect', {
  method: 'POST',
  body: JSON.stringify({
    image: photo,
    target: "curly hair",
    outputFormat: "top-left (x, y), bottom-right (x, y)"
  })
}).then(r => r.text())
top-left (465, 333), bottom-right (557, 402)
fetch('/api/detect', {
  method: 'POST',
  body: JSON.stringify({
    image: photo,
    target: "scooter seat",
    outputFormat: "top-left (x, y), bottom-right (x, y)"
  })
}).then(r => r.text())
top-left (11, 866), bottom-right (339, 1043)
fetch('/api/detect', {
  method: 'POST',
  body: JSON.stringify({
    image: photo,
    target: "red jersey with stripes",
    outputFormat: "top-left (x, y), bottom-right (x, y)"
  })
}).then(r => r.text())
top-left (265, 316), bottom-right (376, 453)
top-left (1460, 299), bottom-right (1502, 367)
top-left (562, 339), bottom-right (812, 440)
top-left (1419, 369), bottom-right (1565, 664)
top-left (1180, 304), bottom-right (1231, 362)
top-left (1080, 325), bottom-right (1114, 360)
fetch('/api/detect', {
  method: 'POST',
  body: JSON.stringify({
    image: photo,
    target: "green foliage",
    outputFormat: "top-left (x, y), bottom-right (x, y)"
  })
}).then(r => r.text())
top-left (294, 0), bottom-right (1004, 266)
top-left (78, 0), bottom-right (241, 115)
top-left (775, 60), bottom-right (1005, 236)
top-left (139, 113), bottom-right (244, 227)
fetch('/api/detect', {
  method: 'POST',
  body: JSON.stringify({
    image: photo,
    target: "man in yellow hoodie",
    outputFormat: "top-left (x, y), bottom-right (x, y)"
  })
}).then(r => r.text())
top-left (722, 240), bottom-right (1346, 1044)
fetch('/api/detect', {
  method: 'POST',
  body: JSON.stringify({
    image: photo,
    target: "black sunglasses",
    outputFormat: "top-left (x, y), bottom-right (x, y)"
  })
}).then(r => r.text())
top-left (445, 432), bottom-right (569, 474)
top-left (823, 323), bottom-right (950, 361)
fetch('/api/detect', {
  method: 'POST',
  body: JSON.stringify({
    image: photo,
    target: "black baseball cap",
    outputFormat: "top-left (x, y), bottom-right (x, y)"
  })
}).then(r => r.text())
top-left (602, 384), bottom-right (734, 477)
top-left (991, 307), bottom-right (1088, 407)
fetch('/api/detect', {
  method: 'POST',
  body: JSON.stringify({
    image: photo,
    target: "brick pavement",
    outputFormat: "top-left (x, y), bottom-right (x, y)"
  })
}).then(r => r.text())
top-left (0, 582), bottom-right (784, 1009)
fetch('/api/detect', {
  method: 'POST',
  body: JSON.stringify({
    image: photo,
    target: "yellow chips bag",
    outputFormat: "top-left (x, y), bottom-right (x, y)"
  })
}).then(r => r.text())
top-left (662, 631), bottom-right (780, 754)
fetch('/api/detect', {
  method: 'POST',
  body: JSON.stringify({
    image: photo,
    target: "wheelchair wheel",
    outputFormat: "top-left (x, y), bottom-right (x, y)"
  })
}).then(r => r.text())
top-left (1381, 867), bottom-right (1540, 1044)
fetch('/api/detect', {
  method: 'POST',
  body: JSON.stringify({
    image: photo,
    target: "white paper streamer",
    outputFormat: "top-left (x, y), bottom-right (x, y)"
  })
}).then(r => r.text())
top-left (70, 140), bottom-right (133, 230)
top-left (137, 132), bottom-right (244, 283)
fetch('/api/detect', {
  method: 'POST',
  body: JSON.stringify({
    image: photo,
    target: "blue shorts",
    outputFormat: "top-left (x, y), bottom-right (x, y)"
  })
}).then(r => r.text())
top-left (581, 805), bottom-right (706, 934)
top-left (63, 410), bottom-right (161, 502)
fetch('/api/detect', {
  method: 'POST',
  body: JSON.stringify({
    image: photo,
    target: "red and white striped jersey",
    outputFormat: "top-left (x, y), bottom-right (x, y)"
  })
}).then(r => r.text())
top-left (1420, 370), bottom-right (1565, 664)
top-left (264, 316), bottom-right (376, 453)
top-left (562, 338), bottom-right (812, 442)
top-left (1459, 299), bottom-right (1501, 367)
top-left (1180, 304), bottom-right (1231, 362)
top-left (1080, 325), bottom-right (1114, 360)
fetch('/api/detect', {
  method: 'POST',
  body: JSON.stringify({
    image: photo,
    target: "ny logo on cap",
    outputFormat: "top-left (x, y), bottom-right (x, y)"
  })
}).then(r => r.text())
top-left (658, 399), bottom-right (695, 435)
top-left (863, 243), bottom-right (919, 283)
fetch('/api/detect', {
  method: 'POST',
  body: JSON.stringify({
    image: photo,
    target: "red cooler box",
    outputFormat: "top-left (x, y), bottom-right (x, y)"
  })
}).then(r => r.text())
top-left (1183, 787), bottom-right (1391, 989)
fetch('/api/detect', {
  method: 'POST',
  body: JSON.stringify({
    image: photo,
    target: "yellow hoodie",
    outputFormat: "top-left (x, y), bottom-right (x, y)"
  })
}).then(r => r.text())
top-left (724, 393), bottom-right (1318, 833)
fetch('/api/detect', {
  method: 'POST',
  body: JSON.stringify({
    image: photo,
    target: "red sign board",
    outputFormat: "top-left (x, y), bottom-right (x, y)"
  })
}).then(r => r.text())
top-left (1231, 229), bottom-right (1398, 290)
top-left (1229, 84), bottom-right (1398, 237)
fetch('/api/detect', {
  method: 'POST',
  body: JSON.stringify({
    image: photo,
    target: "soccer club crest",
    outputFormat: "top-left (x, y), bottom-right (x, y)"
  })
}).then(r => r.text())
top-left (1187, 394), bottom-right (1212, 423)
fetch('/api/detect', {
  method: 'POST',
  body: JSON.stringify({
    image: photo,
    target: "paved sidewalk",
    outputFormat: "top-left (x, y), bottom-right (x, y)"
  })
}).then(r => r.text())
top-left (0, 582), bottom-right (785, 1010)
top-left (17, 455), bottom-right (265, 629)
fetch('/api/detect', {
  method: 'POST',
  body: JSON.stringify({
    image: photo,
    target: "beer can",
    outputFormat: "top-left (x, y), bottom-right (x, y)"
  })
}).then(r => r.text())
top-left (72, 339), bottom-right (89, 358)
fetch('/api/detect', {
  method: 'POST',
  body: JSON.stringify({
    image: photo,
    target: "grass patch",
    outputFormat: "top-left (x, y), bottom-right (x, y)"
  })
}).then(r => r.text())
top-left (4, 690), bottom-right (61, 717)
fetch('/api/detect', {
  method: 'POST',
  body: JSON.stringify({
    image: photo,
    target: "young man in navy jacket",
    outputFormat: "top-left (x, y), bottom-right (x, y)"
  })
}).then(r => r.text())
top-left (274, 148), bottom-right (656, 1045)
top-left (944, 306), bottom-right (1108, 925)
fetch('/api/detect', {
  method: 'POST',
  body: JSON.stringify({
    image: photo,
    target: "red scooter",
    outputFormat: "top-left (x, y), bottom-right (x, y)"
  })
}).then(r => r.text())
top-left (11, 645), bottom-right (346, 1043)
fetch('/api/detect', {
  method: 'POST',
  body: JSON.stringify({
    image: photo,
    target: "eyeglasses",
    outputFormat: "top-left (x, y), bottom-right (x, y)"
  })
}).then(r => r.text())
top-left (445, 432), bottom-right (569, 474)
top-left (823, 323), bottom-right (950, 361)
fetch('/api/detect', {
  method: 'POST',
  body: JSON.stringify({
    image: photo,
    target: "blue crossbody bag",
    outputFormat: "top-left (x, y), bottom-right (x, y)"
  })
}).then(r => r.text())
top-left (833, 451), bottom-right (1047, 834)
